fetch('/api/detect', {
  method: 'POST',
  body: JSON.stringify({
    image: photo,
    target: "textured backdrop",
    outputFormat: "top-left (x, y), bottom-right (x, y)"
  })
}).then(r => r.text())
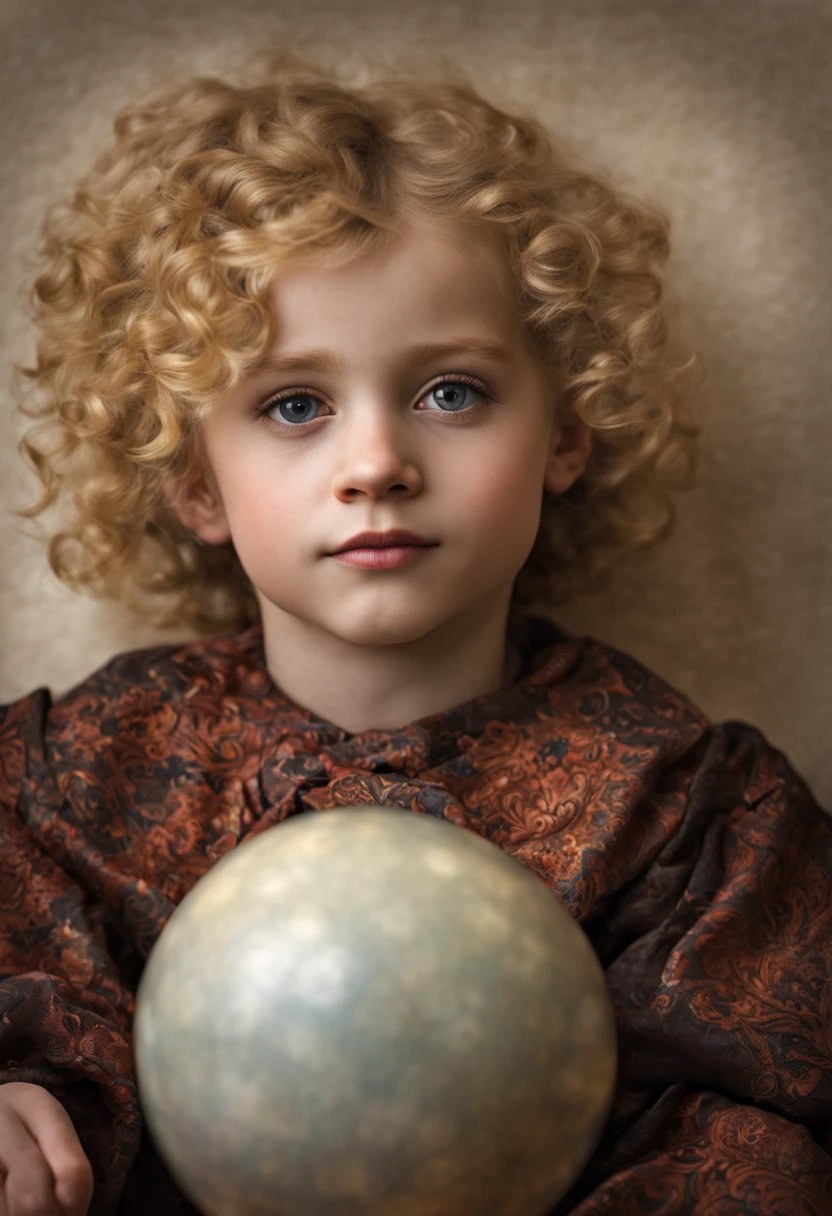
top-left (1, 0), bottom-right (830, 802)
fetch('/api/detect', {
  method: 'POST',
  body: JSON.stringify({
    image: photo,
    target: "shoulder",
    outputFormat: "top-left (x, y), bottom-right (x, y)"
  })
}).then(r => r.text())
top-left (18, 624), bottom-right (272, 782)
top-left (584, 634), bottom-right (709, 727)
top-left (1, 624), bottom-right (272, 830)
top-left (48, 624), bottom-right (267, 720)
top-left (527, 617), bottom-right (712, 754)
top-left (564, 633), bottom-right (832, 851)
top-left (570, 633), bottom-right (828, 816)
top-left (0, 688), bottom-right (52, 803)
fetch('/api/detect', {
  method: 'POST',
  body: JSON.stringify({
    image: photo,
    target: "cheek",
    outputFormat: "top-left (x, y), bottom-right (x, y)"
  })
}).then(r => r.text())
top-left (216, 448), bottom-right (306, 556)
top-left (460, 438), bottom-right (547, 539)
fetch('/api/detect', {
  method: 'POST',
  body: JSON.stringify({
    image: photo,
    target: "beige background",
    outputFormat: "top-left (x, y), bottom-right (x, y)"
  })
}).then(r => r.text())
top-left (1, 0), bottom-right (830, 803)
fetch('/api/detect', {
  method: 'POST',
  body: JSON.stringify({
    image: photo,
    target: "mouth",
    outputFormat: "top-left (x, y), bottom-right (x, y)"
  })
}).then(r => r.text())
top-left (329, 529), bottom-right (437, 555)
top-left (327, 529), bottom-right (439, 571)
top-left (330, 544), bottom-right (436, 571)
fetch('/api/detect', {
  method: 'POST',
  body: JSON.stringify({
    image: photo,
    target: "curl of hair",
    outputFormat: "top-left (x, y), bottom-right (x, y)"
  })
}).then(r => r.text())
top-left (17, 48), bottom-right (700, 636)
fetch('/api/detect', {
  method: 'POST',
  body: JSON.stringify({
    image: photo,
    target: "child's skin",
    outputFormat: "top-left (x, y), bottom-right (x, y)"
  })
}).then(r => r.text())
top-left (169, 213), bottom-right (591, 734)
top-left (0, 1083), bottom-right (93, 1216)
top-left (0, 213), bottom-right (591, 1215)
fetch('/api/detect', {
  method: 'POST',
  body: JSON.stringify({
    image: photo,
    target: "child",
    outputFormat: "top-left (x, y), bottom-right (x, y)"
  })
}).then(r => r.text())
top-left (1, 48), bottom-right (830, 1216)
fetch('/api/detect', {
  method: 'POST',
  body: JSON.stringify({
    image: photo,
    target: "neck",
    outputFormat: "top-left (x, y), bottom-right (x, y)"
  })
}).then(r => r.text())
top-left (259, 593), bottom-right (521, 734)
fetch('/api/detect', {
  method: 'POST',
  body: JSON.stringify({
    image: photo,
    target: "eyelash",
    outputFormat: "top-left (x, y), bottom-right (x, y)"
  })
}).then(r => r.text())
top-left (255, 374), bottom-right (494, 434)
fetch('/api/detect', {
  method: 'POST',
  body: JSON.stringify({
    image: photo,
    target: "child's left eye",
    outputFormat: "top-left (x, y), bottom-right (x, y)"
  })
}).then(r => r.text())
top-left (420, 379), bottom-right (488, 413)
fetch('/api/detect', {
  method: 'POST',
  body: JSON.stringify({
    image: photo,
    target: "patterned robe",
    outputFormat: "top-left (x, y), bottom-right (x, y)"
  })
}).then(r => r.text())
top-left (0, 616), bottom-right (830, 1215)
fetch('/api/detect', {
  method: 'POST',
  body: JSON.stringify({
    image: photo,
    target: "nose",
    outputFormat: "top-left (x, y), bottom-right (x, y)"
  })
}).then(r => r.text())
top-left (331, 411), bottom-right (424, 502)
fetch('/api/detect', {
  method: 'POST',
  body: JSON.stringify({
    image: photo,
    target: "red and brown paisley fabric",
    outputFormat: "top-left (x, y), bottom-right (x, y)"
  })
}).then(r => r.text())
top-left (1, 616), bottom-right (830, 1214)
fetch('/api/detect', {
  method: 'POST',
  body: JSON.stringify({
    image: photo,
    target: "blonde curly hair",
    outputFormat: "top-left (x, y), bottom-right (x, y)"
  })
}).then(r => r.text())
top-left (17, 48), bottom-right (699, 636)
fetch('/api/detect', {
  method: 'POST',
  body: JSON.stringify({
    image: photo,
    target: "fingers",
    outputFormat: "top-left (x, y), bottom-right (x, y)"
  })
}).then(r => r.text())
top-left (0, 1100), bottom-right (60, 1216)
top-left (52, 1155), bottom-right (94, 1216)
top-left (20, 1091), bottom-right (93, 1216)
top-left (0, 1085), bottom-right (93, 1216)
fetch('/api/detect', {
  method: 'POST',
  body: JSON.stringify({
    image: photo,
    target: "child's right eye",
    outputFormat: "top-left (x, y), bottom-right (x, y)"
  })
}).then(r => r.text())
top-left (258, 392), bottom-right (329, 428)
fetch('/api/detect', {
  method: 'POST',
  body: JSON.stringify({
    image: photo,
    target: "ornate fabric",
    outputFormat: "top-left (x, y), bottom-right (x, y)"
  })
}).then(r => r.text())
top-left (1, 617), bottom-right (830, 1214)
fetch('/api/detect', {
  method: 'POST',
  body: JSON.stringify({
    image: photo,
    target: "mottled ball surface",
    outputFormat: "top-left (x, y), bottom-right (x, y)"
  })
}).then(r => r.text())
top-left (134, 807), bottom-right (617, 1216)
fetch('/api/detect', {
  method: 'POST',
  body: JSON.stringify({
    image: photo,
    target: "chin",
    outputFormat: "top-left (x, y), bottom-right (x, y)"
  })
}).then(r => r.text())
top-left (336, 621), bottom-right (438, 649)
top-left (326, 604), bottom-right (448, 649)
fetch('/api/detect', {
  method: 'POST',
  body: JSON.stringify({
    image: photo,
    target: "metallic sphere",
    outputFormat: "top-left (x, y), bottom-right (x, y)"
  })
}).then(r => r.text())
top-left (134, 807), bottom-right (616, 1216)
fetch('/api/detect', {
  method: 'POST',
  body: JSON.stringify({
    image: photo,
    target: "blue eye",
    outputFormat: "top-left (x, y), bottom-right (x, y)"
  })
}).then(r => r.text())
top-left (268, 394), bottom-right (322, 425)
top-left (259, 375), bottom-right (490, 431)
top-left (425, 381), bottom-right (480, 412)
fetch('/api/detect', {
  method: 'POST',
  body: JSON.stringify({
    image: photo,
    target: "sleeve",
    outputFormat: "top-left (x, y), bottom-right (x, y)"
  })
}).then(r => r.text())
top-left (0, 691), bottom-right (143, 1216)
top-left (564, 721), bottom-right (832, 1215)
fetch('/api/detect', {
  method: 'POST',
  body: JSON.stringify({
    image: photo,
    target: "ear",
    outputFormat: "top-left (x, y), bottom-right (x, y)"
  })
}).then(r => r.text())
top-left (543, 418), bottom-right (592, 496)
top-left (164, 465), bottom-right (232, 546)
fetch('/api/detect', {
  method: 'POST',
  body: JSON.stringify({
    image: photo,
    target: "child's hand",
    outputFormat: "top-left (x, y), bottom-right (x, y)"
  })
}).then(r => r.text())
top-left (0, 1083), bottom-right (93, 1216)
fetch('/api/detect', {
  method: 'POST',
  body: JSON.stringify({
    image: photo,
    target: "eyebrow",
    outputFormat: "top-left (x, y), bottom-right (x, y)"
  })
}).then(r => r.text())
top-left (255, 339), bottom-right (514, 375)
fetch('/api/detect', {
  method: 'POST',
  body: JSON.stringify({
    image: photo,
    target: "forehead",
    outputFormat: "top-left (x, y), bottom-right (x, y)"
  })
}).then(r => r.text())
top-left (267, 217), bottom-right (522, 348)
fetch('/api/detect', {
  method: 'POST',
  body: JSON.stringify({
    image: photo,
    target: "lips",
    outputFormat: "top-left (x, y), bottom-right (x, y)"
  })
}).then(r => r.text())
top-left (331, 529), bottom-right (435, 554)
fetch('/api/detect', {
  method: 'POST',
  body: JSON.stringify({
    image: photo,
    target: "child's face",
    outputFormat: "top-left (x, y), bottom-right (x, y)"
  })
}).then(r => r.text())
top-left (171, 218), bottom-right (589, 650)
